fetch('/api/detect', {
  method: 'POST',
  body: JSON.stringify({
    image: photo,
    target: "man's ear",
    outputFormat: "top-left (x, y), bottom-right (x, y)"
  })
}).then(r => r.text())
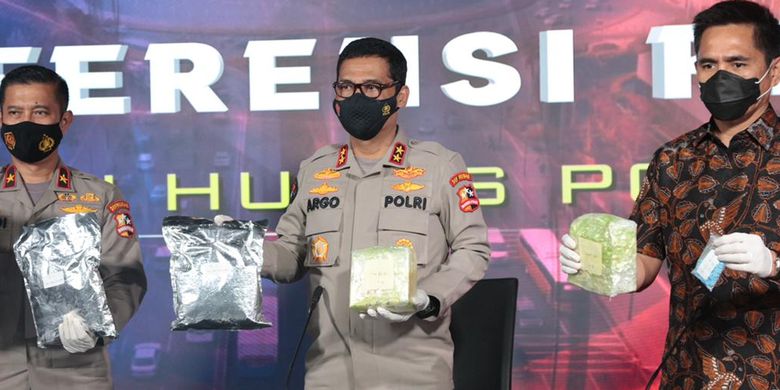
top-left (396, 85), bottom-right (410, 108)
top-left (59, 111), bottom-right (74, 135)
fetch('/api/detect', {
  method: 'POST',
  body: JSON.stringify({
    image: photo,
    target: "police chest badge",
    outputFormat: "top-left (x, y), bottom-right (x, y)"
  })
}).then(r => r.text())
top-left (312, 236), bottom-right (329, 264)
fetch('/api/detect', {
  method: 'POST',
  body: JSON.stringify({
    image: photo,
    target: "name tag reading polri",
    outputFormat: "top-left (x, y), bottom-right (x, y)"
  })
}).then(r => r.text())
top-left (692, 234), bottom-right (724, 291)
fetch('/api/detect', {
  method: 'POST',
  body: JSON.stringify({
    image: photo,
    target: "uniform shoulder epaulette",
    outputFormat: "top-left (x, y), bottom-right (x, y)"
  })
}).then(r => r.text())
top-left (301, 144), bottom-right (342, 168)
top-left (408, 139), bottom-right (450, 157)
top-left (69, 167), bottom-right (115, 191)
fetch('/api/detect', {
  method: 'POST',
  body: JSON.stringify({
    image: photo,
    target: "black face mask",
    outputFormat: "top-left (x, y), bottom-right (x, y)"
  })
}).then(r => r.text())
top-left (2, 121), bottom-right (63, 163)
top-left (699, 68), bottom-right (772, 121)
top-left (333, 92), bottom-right (399, 141)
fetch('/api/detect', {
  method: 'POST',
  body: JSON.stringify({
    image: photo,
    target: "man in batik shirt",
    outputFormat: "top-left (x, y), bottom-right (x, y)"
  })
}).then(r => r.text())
top-left (559, 1), bottom-right (780, 388)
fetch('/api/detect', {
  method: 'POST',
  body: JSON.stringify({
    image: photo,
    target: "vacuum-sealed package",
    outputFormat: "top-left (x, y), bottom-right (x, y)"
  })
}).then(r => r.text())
top-left (14, 213), bottom-right (116, 348)
top-left (349, 246), bottom-right (417, 313)
top-left (692, 234), bottom-right (724, 291)
top-left (162, 216), bottom-right (271, 330)
top-left (568, 213), bottom-right (637, 297)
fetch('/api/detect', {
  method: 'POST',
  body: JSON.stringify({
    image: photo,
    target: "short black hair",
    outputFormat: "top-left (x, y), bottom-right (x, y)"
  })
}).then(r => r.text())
top-left (0, 65), bottom-right (70, 113)
top-left (693, 0), bottom-right (780, 66)
top-left (337, 37), bottom-right (407, 86)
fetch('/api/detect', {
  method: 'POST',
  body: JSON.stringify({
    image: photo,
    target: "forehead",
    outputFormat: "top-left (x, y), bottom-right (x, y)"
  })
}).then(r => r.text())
top-left (3, 82), bottom-right (60, 107)
top-left (338, 56), bottom-right (392, 82)
top-left (698, 23), bottom-right (765, 61)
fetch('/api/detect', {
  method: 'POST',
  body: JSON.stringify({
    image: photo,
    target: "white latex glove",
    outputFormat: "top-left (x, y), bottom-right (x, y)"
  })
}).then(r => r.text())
top-left (559, 234), bottom-right (582, 274)
top-left (359, 289), bottom-right (430, 322)
top-left (714, 232), bottom-right (774, 278)
top-left (58, 311), bottom-right (97, 353)
top-left (214, 214), bottom-right (234, 226)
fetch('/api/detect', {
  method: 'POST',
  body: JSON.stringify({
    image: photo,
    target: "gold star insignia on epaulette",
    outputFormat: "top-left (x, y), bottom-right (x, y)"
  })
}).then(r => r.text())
top-left (59, 174), bottom-right (68, 184)
top-left (6, 173), bottom-right (14, 184)
top-left (336, 145), bottom-right (349, 168)
top-left (388, 142), bottom-right (407, 166)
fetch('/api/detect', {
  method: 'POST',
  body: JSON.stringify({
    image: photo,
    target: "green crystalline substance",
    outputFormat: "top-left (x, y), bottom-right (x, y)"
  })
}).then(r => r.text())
top-left (349, 246), bottom-right (416, 313)
top-left (568, 213), bottom-right (637, 297)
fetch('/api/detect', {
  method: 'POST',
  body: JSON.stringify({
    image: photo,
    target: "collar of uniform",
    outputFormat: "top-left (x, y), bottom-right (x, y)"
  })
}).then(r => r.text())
top-left (381, 128), bottom-right (410, 169)
top-left (695, 105), bottom-right (779, 151)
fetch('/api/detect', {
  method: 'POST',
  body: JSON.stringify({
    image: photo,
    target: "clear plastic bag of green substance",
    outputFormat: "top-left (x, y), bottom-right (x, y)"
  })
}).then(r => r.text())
top-left (568, 213), bottom-right (637, 297)
top-left (349, 246), bottom-right (417, 313)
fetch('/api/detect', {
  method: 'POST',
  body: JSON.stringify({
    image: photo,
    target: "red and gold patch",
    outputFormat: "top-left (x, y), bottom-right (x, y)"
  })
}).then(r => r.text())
top-left (449, 171), bottom-right (473, 187)
top-left (56, 167), bottom-right (72, 190)
top-left (107, 200), bottom-right (131, 214)
top-left (457, 185), bottom-right (480, 213)
top-left (388, 142), bottom-right (406, 166)
top-left (336, 145), bottom-right (348, 168)
top-left (114, 212), bottom-right (135, 238)
top-left (3, 165), bottom-right (17, 189)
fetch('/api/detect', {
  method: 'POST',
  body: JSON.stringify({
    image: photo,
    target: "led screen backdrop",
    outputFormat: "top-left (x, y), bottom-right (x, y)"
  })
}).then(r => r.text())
top-left (0, 0), bottom-right (763, 388)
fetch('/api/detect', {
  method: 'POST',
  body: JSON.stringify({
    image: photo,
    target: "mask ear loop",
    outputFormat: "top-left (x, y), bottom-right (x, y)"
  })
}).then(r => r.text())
top-left (756, 58), bottom-right (778, 100)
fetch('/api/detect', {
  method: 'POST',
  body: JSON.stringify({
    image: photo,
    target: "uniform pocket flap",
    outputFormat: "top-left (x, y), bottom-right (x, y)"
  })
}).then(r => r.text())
top-left (305, 209), bottom-right (342, 236)
top-left (378, 209), bottom-right (429, 235)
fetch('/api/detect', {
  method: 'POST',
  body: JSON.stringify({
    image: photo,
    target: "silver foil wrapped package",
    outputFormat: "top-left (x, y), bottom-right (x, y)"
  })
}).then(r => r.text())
top-left (162, 216), bottom-right (270, 330)
top-left (14, 213), bottom-right (116, 348)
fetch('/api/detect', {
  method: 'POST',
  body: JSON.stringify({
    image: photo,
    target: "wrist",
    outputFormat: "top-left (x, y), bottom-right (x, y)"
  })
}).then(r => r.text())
top-left (416, 295), bottom-right (440, 319)
top-left (769, 250), bottom-right (780, 278)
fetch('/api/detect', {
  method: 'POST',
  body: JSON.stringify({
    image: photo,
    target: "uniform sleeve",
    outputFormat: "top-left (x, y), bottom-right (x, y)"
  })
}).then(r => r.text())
top-left (99, 187), bottom-right (146, 332)
top-left (419, 153), bottom-right (490, 319)
top-left (262, 169), bottom-right (308, 283)
top-left (628, 150), bottom-right (667, 261)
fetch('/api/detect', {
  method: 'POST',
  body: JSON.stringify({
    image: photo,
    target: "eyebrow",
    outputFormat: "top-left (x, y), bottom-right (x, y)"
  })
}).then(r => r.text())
top-left (5, 104), bottom-right (51, 110)
top-left (338, 78), bottom-right (386, 84)
top-left (698, 55), bottom-right (751, 64)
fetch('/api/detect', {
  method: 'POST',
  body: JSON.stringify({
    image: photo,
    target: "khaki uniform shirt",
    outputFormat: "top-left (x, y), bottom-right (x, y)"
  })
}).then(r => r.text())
top-left (0, 163), bottom-right (146, 348)
top-left (264, 129), bottom-right (490, 389)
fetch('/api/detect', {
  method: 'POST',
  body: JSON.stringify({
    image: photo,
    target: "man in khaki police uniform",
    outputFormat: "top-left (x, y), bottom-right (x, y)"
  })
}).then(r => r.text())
top-left (0, 65), bottom-right (146, 389)
top-left (263, 38), bottom-right (490, 389)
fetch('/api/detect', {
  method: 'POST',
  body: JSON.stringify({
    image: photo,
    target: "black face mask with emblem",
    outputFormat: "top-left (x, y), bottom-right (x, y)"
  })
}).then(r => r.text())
top-left (333, 92), bottom-right (399, 141)
top-left (1, 121), bottom-right (63, 163)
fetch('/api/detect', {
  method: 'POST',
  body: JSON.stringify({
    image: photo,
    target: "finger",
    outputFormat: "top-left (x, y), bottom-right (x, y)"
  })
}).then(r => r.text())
top-left (723, 262), bottom-right (752, 274)
top-left (366, 308), bottom-right (378, 318)
top-left (560, 257), bottom-right (582, 271)
top-left (561, 265), bottom-right (580, 274)
top-left (714, 233), bottom-right (747, 247)
top-left (717, 253), bottom-right (750, 264)
top-left (376, 307), bottom-right (403, 321)
top-left (714, 244), bottom-right (748, 257)
top-left (561, 234), bottom-right (577, 250)
top-left (715, 242), bottom-right (748, 256)
top-left (359, 313), bottom-right (367, 320)
top-left (559, 246), bottom-right (581, 262)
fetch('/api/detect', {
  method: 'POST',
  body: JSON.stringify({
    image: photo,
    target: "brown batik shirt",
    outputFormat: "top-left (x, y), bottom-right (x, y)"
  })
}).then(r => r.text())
top-left (630, 106), bottom-right (780, 389)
